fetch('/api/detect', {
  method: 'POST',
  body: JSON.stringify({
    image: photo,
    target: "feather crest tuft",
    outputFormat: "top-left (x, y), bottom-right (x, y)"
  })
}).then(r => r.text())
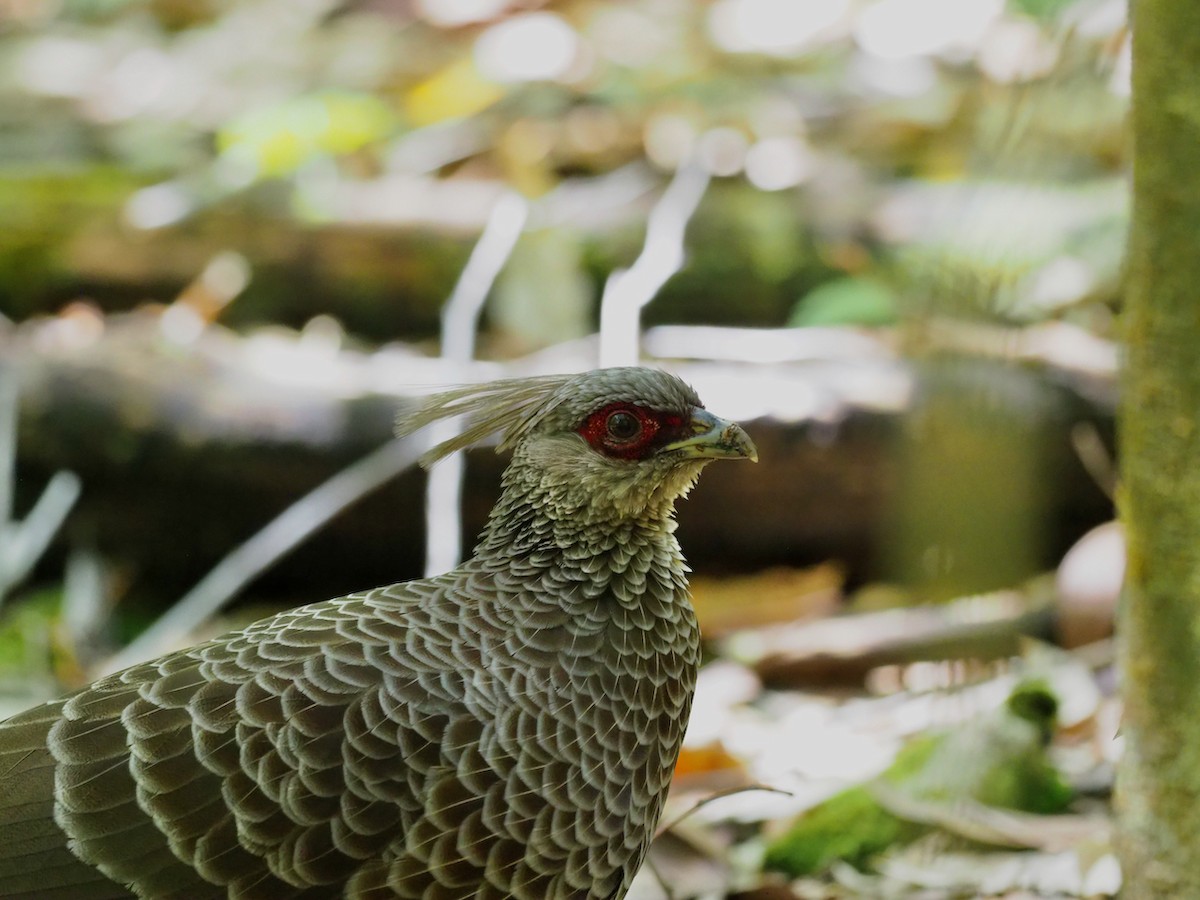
top-left (395, 374), bottom-right (575, 468)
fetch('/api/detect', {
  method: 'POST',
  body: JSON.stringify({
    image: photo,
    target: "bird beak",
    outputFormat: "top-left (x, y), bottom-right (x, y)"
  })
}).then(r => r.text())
top-left (664, 409), bottom-right (758, 462)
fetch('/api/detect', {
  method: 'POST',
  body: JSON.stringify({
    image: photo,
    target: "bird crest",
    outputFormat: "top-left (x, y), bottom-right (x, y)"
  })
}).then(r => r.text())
top-left (396, 373), bottom-right (575, 468)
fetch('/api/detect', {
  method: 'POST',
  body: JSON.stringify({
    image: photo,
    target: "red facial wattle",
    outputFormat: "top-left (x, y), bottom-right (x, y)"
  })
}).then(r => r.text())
top-left (578, 404), bottom-right (689, 460)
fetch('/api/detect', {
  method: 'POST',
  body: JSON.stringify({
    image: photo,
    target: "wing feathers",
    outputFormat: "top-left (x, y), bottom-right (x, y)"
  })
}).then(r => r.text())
top-left (0, 705), bottom-right (137, 899)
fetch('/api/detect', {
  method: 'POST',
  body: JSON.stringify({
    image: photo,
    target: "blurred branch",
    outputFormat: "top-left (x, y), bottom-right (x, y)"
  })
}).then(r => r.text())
top-left (868, 782), bottom-right (1111, 852)
top-left (738, 586), bottom-right (1058, 688)
top-left (0, 379), bottom-right (13, 531)
top-left (424, 191), bottom-right (528, 576)
top-left (102, 193), bottom-right (529, 671)
top-left (598, 164), bottom-right (710, 368)
top-left (0, 379), bottom-right (81, 608)
top-left (61, 547), bottom-right (109, 661)
top-left (1071, 421), bottom-right (1117, 502)
top-left (657, 783), bottom-right (792, 837)
top-left (100, 437), bottom-right (425, 674)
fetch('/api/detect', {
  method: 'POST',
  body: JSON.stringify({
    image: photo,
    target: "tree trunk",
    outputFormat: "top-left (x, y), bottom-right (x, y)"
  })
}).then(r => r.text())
top-left (1118, 4), bottom-right (1200, 895)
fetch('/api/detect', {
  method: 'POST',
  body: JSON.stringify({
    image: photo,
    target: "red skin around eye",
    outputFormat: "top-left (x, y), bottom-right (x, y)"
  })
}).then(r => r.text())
top-left (578, 404), bottom-right (688, 460)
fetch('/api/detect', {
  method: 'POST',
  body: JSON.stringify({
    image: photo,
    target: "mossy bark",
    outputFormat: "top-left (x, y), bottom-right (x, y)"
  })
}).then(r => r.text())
top-left (1118, 4), bottom-right (1200, 896)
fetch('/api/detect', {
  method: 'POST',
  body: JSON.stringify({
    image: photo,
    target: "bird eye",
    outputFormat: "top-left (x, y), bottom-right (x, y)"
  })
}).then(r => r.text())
top-left (605, 410), bottom-right (642, 442)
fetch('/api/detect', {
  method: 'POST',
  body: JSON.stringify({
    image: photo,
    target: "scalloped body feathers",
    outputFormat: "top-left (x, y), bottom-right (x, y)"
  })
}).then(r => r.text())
top-left (0, 367), bottom-right (753, 899)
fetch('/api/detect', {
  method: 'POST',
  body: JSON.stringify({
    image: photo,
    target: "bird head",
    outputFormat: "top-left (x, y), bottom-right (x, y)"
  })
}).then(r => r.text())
top-left (397, 367), bottom-right (757, 523)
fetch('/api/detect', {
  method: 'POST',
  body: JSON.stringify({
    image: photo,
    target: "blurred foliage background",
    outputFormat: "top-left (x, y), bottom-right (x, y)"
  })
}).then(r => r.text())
top-left (0, 0), bottom-right (1127, 341)
top-left (0, 2), bottom-right (1134, 894)
top-left (0, 0), bottom-right (1128, 681)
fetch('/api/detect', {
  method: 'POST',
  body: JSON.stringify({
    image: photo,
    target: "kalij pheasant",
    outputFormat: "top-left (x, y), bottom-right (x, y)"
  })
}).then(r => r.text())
top-left (0, 366), bottom-right (756, 899)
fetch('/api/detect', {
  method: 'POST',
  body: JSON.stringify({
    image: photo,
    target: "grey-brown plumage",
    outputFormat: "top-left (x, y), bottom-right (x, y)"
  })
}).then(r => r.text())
top-left (0, 367), bottom-right (756, 900)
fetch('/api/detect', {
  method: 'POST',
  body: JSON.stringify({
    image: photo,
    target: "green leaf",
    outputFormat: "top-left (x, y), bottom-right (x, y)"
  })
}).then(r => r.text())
top-left (789, 276), bottom-right (897, 327)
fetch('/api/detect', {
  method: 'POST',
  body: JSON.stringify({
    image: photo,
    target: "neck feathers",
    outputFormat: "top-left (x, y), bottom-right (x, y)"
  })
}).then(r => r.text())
top-left (474, 464), bottom-right (691, 614)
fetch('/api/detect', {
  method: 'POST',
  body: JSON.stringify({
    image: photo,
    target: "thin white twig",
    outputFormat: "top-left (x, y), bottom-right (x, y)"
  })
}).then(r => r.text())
top-left (101, 438), bottom-right (425, 673)
top-left (598, 164), bottom-right (710, 368)
top-left (424, 191), bottom-right (528, 576)
top-left (0, 378), bottom-right (14, 528)
top-left (102, 192), bottom-right (528, 671)
top-left (62, 547), bottom-right (107, 656)
top-left (0, 471), bottom-right (81, 588)
top-left (0, 378), bottom-right (81, 607)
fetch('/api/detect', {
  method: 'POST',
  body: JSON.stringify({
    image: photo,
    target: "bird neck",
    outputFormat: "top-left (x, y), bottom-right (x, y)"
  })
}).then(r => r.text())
top-left (474, 470), bottom-right (689, 608)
